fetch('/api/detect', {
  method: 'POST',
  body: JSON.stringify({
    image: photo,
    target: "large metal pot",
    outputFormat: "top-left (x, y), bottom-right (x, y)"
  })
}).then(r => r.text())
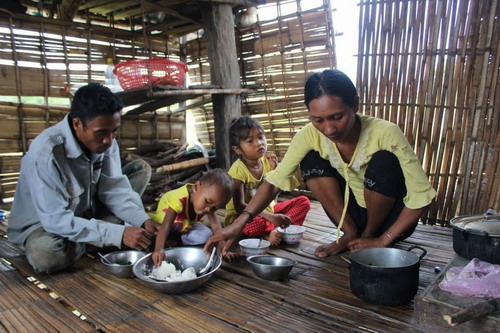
top-left (450, 214), bottom-right (500, 264)
top-left (349, 246), bottom-right (426, 305)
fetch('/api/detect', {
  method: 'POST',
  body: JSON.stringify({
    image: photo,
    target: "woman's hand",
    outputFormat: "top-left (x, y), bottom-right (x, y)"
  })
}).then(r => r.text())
top-left (347, 236), bottom-right (386, 252)
top-left (268, 213), bottom-right (292, 229)
top-left (204, 220), bottom-right (245, 257)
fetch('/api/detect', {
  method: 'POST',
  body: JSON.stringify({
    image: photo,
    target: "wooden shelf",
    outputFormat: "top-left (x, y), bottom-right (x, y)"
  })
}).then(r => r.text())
top-left (116, 85), bottom-right (255, 115)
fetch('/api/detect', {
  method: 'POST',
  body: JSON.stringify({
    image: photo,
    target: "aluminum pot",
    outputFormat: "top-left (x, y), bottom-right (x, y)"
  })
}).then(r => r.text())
top-left (450, 214), bottom-right (500, 264)
top-left (349, 246), bottom-right (426, 305)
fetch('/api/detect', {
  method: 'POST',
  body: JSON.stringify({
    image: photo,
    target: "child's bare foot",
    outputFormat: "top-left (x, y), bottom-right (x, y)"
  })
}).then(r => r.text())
top-left (268, 229), bottom-right (282, 246)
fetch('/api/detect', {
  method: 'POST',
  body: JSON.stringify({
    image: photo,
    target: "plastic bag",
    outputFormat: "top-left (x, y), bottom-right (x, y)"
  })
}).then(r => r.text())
top-left (438, 258), bottom-right (500, 297)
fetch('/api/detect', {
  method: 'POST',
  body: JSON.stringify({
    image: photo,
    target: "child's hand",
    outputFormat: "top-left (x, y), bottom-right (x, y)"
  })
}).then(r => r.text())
top-left (265, 152), bottom-right (278, 170)
top-left (152, 250), bottom-right (165, 267)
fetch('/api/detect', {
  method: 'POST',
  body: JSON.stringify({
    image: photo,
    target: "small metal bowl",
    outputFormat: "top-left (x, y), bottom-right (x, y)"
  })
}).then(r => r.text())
top-left (100, 250), bottom-right (147, 278)
top-left (247, 255), bottom-right (296, 281)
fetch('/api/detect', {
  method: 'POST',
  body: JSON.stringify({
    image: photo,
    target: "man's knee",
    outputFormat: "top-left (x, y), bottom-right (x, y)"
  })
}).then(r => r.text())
top-left (25, 229), bottom-right (85, 273)
top-left (123, 159), bottom-right (152, 195)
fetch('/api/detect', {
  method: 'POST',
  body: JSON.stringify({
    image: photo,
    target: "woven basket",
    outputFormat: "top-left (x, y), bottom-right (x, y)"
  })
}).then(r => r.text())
top-left (113, 58), bottom-right (188, 90)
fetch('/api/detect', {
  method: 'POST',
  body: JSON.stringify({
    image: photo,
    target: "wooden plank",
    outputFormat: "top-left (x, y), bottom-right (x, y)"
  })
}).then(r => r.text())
top-left (0, 258), bottom-right (95, 332)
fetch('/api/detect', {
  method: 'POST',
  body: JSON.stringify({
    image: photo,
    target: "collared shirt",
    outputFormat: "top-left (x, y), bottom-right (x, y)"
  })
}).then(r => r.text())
top-left (265, 115), bottom-right (436, 210)
top-left (7, 115), bottom-right (150, 248)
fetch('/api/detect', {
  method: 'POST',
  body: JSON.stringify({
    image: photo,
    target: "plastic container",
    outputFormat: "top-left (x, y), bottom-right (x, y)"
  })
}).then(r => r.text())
top-left (113, 58), bottom-right (188, 90)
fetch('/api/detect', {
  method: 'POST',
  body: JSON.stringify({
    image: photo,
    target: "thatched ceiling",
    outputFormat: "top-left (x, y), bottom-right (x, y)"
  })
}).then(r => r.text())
top-left (16, 0), bottom-right (262, 37)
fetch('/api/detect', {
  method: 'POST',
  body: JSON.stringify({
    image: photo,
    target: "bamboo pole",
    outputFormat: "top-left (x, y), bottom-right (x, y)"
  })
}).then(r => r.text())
top-left (155, 157), bottom-right (211, 173)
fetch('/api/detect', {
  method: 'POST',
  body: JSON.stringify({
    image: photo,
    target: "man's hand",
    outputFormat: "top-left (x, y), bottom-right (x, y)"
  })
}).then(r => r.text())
top-left (143, 219), bottom-right (160, 235)
top-left (122, 226), bottom-right (153, 251)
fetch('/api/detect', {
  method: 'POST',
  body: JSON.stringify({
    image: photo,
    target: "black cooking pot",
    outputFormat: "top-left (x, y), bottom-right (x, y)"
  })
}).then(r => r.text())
top-left (450, 214), bottom-right (500, 264)
top-left (349, 246), bottom-right (427, 306)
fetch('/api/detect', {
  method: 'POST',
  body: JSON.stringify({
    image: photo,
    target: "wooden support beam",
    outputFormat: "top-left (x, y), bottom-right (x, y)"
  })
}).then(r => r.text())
top-left (58, 0), bottom-right (84, 21)
top-left (150, 88), bottom-right (255, 97)
top-left (200, 2), bottom-right (242, 169)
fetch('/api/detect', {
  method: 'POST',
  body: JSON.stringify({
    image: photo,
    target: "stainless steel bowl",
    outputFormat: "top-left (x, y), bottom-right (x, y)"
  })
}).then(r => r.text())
top-left (132, 247), bottom-right (222, 294)
top-left (247, 255), bottom-right (296, 281)
top-left (100, 250), bottom-right (147, 278)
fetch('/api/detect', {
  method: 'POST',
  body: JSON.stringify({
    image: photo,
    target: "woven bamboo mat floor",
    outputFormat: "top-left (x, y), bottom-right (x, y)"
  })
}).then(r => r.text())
top-left (0, 200), bottom-right (455, 333)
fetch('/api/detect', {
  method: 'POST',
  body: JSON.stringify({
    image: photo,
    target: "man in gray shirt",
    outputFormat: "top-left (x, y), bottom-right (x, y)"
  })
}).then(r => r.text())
top-left (8, 83), bottom-right (159, 273)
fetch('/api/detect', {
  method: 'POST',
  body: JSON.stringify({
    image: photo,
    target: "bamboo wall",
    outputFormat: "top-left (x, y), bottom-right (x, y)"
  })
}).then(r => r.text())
top-left (0, 14), bottom-right (187, 208)
top-left (186, 0), bottom-right (335, 171)
top-left (357, 0), bottom-right (500, 224)
top-left (0, 0), bottom-right (498, 225)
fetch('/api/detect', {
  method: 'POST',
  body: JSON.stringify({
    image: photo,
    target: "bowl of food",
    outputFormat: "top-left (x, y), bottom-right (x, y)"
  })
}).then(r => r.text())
top-left (100, 250), bottom-right (147, 278)
top-left (239, 238), bottom-right (270, 257)
top-left (247, 255), bottom-right (296, 281)
top-left (277, 225), bottom-right (306, 244)
top-left (132, 247), bottom-right (221, 294)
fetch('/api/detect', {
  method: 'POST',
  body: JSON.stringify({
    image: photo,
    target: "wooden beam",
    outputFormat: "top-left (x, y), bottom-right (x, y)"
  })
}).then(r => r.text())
top-left (150, 88), bottom-right (255, 97)
top-left (58, 0), bottom-right (84, 21)
top-left (201, 3), bottom-right (242, 169)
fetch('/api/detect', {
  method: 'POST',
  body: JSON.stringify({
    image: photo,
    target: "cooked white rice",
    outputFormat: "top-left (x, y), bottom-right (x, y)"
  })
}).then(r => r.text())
top-left (149, 261), bottom-right (197, 281)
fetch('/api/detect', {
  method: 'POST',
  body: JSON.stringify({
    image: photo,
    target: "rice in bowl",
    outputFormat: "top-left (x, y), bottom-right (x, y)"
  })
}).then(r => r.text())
top-left (148, 261), bottom-right (197, 281)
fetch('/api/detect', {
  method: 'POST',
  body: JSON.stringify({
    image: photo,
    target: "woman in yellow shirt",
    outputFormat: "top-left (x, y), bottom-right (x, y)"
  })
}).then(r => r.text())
top-left (205, 69), bottom-right (436, 258)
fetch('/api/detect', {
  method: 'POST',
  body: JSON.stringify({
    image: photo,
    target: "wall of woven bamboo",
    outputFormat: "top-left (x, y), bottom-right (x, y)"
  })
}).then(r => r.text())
top-left (0, 0), bottom-right (498, 226)
top-left (357, 0), bottom-right (499, 224)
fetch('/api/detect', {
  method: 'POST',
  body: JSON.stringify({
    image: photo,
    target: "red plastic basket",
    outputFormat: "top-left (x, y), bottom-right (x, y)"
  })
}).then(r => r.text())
top-left (113, 58), bottom-right (188, 90)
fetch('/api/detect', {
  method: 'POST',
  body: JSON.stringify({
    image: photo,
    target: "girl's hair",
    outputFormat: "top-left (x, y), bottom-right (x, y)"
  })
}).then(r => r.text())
top-left (228, 116), bottom-right (264, 147)
top-left (304, 69), bottom-right (358, 108)
top-left (198, 168), bottom-right (233, 203)
top-left (228, 116), bottom-right (264, 161)
top-left (69, 82), bottom-right (123, 126)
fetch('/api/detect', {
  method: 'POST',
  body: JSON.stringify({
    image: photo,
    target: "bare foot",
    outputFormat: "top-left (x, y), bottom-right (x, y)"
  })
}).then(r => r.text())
top-left (268, 229), bottom-right (282, 246)
top-left (314, 242), bottom-right (348, 258)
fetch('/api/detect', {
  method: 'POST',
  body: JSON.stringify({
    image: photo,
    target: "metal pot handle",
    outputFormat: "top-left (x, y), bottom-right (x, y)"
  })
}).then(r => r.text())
top-left (407, 245), bottom-right (427, 260)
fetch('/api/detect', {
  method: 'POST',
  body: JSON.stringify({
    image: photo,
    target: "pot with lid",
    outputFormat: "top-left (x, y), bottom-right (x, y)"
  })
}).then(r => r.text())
top-left (450, 212), bottom-right (500, 264)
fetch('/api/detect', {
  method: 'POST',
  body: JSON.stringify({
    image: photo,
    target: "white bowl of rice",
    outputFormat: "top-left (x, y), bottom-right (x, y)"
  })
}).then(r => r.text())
top-left (132, 247), bottom-right (221, 294)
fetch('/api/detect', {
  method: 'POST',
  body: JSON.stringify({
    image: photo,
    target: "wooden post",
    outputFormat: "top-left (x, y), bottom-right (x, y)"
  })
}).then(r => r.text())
top-left (200, 3), bottom-right (241, 170)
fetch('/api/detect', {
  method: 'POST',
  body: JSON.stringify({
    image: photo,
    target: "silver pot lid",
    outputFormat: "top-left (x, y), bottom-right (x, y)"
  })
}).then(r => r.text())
top-left (450, 213), bottom-right (500, 236)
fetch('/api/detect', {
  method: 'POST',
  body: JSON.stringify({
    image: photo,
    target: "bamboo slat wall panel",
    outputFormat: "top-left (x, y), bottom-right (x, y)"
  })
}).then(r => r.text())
top-left (0, 101), bottom-right (184, 208)
top-left (0, 15), bottom-right (182, 97)
top-left (0, 15), bottom-right (186, 207)
top-left (357, 0), bottom-right (500, 224)
top-left (187, 0), bottom-right (336, 163)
